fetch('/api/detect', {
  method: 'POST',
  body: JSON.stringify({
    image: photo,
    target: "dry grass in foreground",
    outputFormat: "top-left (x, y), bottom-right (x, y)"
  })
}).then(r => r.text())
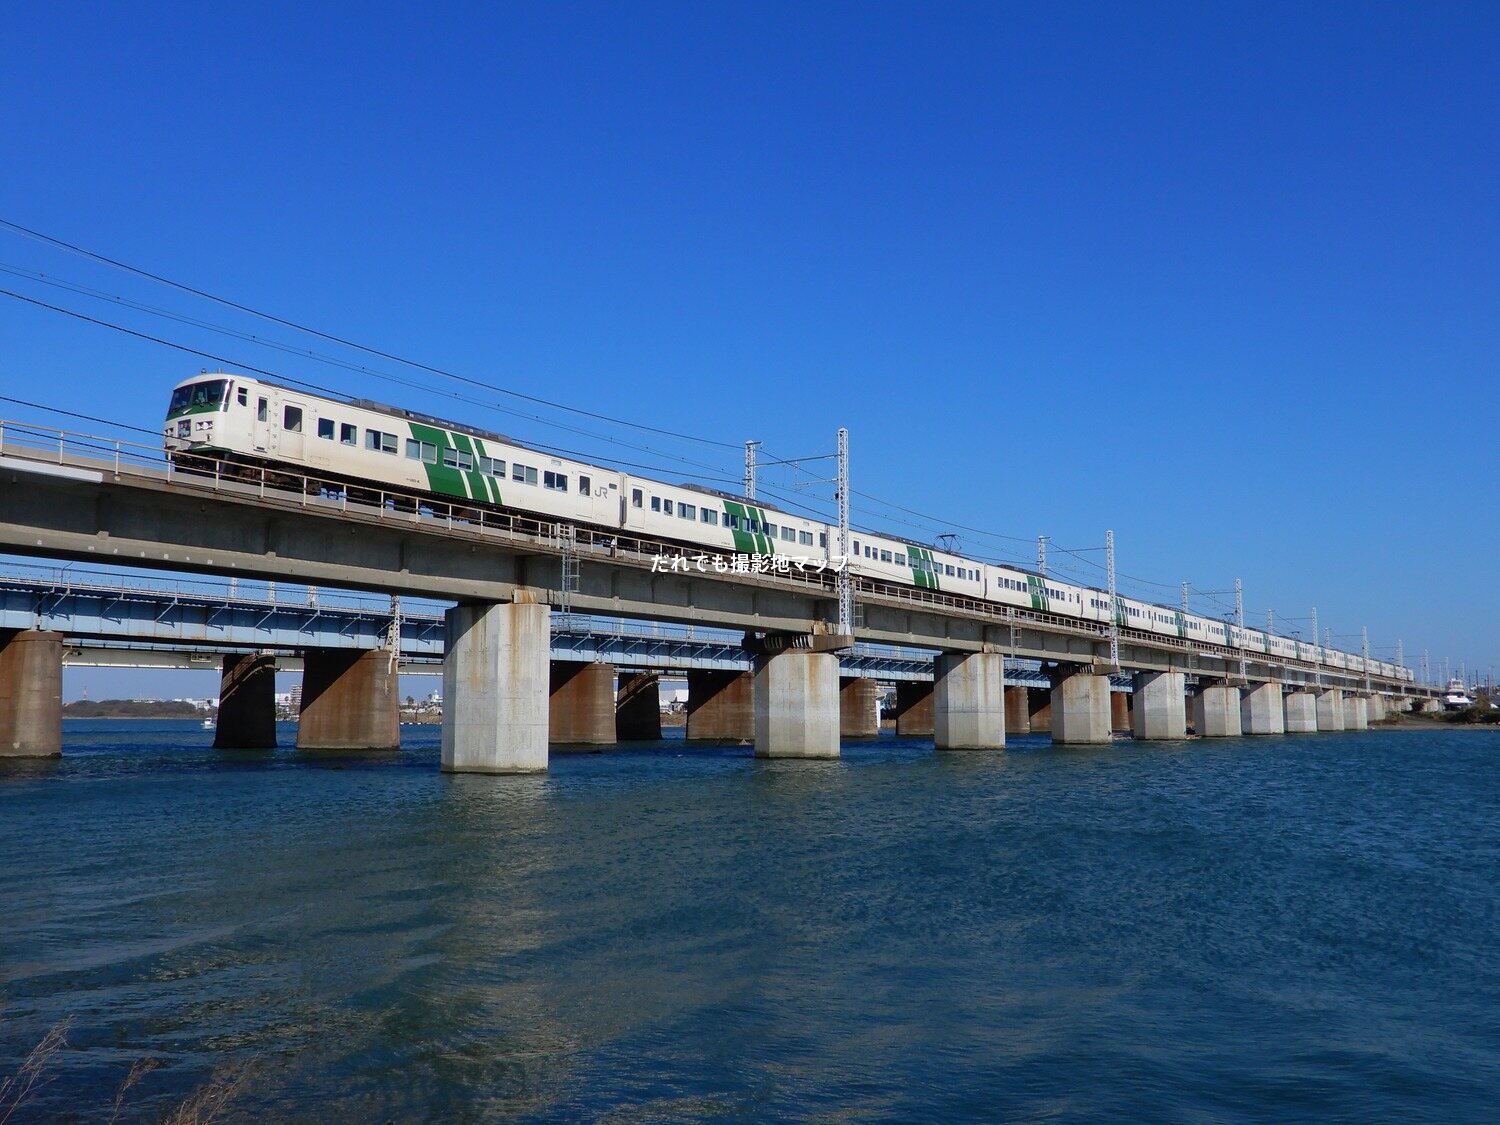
top-left (1, 1018), bottom-right (254, 1124)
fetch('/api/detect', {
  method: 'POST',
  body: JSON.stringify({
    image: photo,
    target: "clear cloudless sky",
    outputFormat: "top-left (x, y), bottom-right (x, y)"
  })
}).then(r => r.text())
top-left (1, 0), bottom-right (1496, 699)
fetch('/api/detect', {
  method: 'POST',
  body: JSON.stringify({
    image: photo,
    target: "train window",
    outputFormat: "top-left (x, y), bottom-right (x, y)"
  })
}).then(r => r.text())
top-left (764, 523), bottom-right (776, 536)
top-left (340, 424), bottom-right (357, 445)
top-left (237, 388), bottom-right (248, 406)
top-left (284, 406), bottom-right (303, 432)
top-left (478, 456), bottom-right (504, 476)
top-left (366, 430), bottom-right (396, 455)
top-left (880, 549), bottom-right (892, 563)
top-left (701, 509), bottom-right (718, 525)
top-left (632, 489), bottom-right (643, 508)
top-left (650, 496), bottom-right (661, 512)
top-left (510, 464), bottom-right (536, 485)
top-left (799, 531), bottom-right (814, 546)
top-left (946, 565), bottom-right (954, 576)
top-left (726, 514), bottom-right (740, 530)
top-left (444, 449), bottom-right (474, 472)
top-left (853, 540), bottom-right (860, 553)
top-left (543, 470), bottom-right (567, 491)
top-left (578, 475), bottom-right (591, 495)
top-left (680, 503), bottom-right (696, 520)
top-left (408, 440), bottom-right (438, 464)
top-left (257, 398), bottom-right (267, 422)
top-left (664, 499), bottom-right (676, 515)
top-left (781, 528), bottom-right (795, 542)
top-left (318, 419), bottom-right (335, 440)
top-left (819, 533), bottom-right (828, 548)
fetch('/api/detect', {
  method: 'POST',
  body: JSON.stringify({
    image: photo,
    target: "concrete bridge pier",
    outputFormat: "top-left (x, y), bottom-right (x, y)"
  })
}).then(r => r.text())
top-left (615, 671), bottom-right (661, 741)
top-left (441, 595), bottom-right (550, 774)
top-left (1283, 691), bottom-right (1318, 732)
top-left (1049, 665), bottom-right (1112, 745)
top-left (1131, 671), bottom-right (1187, 740)
top-left (0, 629), bottom-right (62, 758)
top-left (214, 652), bottom-right (278, 749)
top-left (298, 649), bottom-right (400, 751)
top-left (1004, 684), bottom-right (1030, 734)
top-left (839, 677), bottom-right (880, 739)
top-left (1343, 695), bottom-right (1370, 731)
top-left (686, 669), bottom-right (753, 742)
top-left (549, 661), bottom-right (616, 745)
top-left (1367, 695), bottom-right (1387, 723)
top-left (1240, 682), bottom-right (1286, 736)
top-left (1193, 681), bottom-right (1243, 738)
top-left (933, 651), bottom-right (1005, 751)
top-left (753, 647), bottom-right (840, 759)
top-left (893, 680), bottom-right (934, 737)
top-left (1316, 688), bottom-right (1346, 732)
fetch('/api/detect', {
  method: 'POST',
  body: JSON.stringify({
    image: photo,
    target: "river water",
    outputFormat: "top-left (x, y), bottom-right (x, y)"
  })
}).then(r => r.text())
top-left (1, 722), bottom-right (1496, 1121)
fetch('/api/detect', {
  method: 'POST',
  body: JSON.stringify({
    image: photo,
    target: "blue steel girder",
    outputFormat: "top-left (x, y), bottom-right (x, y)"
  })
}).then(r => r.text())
top-left (1, 578), bottom-right (970, 680)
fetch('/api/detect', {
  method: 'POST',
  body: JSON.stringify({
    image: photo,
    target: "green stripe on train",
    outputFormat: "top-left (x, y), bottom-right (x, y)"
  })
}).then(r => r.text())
top-left (408, 422), bottom-right (470, 500)
top-left (165, 402), bottom-right (227, 421)
top-left (723, 500), bottom-right (774, 555)
top-left (472, 438), bottom-right (496, 503)
top-left (905, 545), bottom-right (941, 590)
top-left (1027, 574), bottom-right (1048, 611)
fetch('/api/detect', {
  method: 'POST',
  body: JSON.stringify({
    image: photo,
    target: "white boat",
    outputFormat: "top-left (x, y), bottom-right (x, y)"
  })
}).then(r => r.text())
top-left (1441, 678), bottom-right (1473, 711)
top-left (201, 717), bottom-right (214, 729)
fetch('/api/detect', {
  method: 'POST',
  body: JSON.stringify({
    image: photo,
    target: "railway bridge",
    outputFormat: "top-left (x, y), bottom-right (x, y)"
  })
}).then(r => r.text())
top-left (0, 423), bottom-right (1426, 768)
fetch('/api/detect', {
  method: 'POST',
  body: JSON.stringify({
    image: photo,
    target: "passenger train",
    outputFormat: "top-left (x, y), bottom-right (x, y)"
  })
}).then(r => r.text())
top-left (162, 372), bottom-right (1412, 684)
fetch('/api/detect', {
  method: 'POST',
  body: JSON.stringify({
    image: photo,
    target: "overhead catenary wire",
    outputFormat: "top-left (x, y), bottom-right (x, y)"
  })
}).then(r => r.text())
top-left (0, 217), bottom-right (742, 450)
top-left (0, 393), bottom-right (160, 437)
top-left (0, 287), bottom-right (757, 490)
top-left (0, 267), bottom-right (743, 479)
top-left (0, 238), bottom-right (1308, 621)
top-left (1, 226), bottom-right (1407, 661)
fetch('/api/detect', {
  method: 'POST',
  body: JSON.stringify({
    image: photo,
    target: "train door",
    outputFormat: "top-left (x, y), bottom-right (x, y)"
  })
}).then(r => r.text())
top-left (253, 394), bottom-right (271, 452)
top-left (279, 400), bottom-right (305, 459)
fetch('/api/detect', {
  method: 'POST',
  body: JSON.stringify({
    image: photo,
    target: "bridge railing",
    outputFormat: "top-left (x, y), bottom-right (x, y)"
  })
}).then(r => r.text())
top-left (1, 418), bottom-right (1414, 691)
top-left (0, 418), bottom-right (170, 477)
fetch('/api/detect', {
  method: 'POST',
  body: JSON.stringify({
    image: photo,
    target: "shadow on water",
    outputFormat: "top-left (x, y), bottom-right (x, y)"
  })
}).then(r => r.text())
top-left (0, 756), bottom-right (62, 783)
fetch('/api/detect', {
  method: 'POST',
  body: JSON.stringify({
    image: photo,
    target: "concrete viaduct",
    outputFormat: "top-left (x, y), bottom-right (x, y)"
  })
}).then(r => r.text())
top-left (0, 435), bottom-right (1425, 768)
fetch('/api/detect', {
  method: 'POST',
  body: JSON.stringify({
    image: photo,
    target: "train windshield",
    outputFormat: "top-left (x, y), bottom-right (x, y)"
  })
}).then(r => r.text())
top-left (167, 379), bottom-right (229, 415)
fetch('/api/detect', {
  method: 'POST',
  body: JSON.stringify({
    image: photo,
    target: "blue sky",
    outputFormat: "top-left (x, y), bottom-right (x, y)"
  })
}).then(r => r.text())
top-left (2, 1), bottom-right (1496, 696)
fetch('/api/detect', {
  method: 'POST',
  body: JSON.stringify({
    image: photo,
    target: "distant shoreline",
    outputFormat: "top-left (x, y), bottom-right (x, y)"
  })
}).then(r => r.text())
top-left (63, 701), bottom-right (218, 720)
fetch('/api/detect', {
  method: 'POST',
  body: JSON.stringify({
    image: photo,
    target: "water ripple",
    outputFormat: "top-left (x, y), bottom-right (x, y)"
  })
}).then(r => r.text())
top-left (0, 721), bottom-right (1495, 1121)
